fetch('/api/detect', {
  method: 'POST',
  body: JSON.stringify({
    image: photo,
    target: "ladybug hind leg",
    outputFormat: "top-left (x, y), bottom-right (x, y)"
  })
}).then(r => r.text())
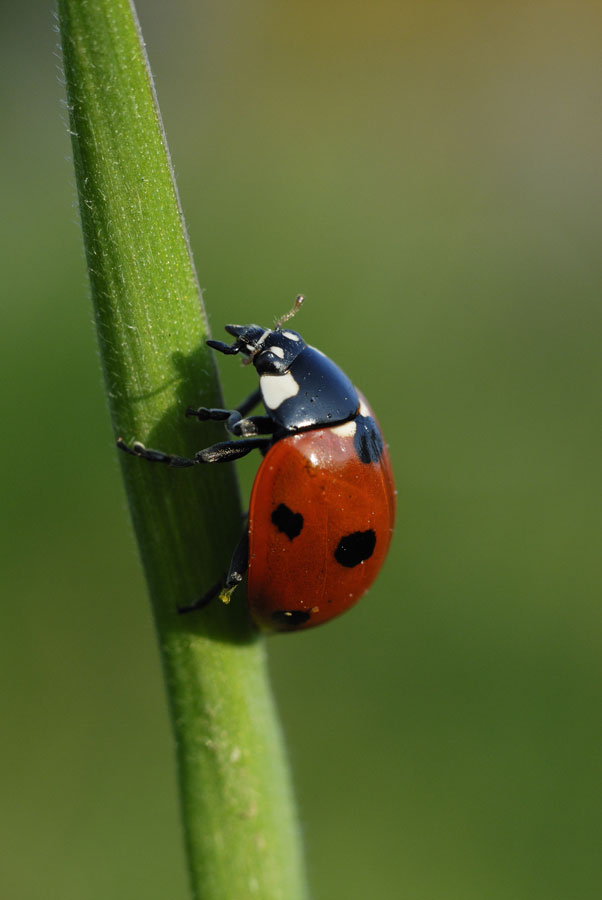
top-left (218, 531), bottom-right (249, 605)
top-left (178, 531), bottom-right (249, 614)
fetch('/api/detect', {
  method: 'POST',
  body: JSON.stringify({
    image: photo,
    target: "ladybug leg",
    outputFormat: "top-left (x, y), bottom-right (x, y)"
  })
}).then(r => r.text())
top-left (235, 388), bottom-right (263, 417)
top-left (195, 437), bottom-right (270, 463)
top-left (177, 532), bottom-right (249, 614)
top-left (186, 389), bottom-right (275, 437)
top-left (218, 531), bottom-right (249, 605)
top-left (116, 437), bottom-right (198, 467)
top-left (231, 416), bottom-right (275, 437)
top-left (186, 388), bottom-right (261, 420)
top-left (117, 436), bottom-right (270, 466)
top-left (186, 388), bottom-right (265, 436)
top-left (186, 407), bottom-right (273, 437)
top-left (177, 579), bottom-right (222, 614)
top-left (185, 407), bottom-right (231, 423)
top-left (205, 338), bottom-right (241, 356)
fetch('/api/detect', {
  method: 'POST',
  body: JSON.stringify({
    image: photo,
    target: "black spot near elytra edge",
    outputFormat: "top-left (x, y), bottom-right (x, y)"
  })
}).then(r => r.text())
top-left (354, 415), bottom-right (384, 464)
top-left (271, 610), bottom-right (312, 628)
top-left (334, 530), bottom-right (376, 568)
top-left (271, 503), bottom-right (304, 540)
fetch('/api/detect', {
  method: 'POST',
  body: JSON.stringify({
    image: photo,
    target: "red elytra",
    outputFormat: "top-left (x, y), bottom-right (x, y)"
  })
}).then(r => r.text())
top-left (248, 403), bottom-right (395, 632)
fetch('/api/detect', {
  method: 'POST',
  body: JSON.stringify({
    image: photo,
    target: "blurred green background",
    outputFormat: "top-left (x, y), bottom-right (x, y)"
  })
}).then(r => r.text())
top-left (2, 1), bottom-right (600, 897)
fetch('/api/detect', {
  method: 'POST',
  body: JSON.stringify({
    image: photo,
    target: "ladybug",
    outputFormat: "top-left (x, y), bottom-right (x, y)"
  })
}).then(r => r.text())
top-left (117, 297), bottom-right (396, 632)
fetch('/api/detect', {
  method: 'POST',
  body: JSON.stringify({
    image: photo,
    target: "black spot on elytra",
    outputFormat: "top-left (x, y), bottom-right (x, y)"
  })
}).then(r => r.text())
top-left (334, 530), bottom-right (376, 567)
top-left (354, 415), bottom-right (384, 464)
top-left (271, 610), bottom-right (312, 628)
top-left (271, 503), bottom-right (304, 540)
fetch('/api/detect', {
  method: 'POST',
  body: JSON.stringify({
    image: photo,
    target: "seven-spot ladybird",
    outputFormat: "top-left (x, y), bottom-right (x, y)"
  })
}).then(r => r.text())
top-left (117, 297), bottom-right (395, 632)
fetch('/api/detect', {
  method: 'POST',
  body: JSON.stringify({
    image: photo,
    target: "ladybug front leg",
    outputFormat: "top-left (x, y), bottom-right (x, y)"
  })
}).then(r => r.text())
top-left (178, 531), bottom-right (249, 613)
top-left (231, 416), bottom-right (275, 437)
top-left (186, 388), bottom-right (275, 437)
top-left (185, 407), bottom-right (274, 437)
top-left (186, 387), bottom-right (261, 421)
top-left (117, 436), bottom-right (270, 466)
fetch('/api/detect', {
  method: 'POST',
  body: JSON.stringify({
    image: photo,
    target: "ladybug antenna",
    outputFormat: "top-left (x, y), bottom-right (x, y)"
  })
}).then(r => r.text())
top-left (275, 294), bottom-right (304, 331)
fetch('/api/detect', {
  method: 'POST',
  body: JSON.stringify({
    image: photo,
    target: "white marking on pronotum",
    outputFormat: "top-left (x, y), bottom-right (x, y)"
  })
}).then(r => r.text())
top-left (282, 331), bottom-right (300, 341)
top-left (260, 372), bottom-right (300, 409)
top-left (359, 398), bottom-right (370, 417)
top-left (270, 346), bottom-right (285, 358)
top-left (331, 419), bottom-right (357, 438)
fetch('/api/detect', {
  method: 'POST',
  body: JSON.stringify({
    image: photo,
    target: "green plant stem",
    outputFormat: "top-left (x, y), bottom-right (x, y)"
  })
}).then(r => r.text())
top-left (58, 1), bottom-right (308, 897)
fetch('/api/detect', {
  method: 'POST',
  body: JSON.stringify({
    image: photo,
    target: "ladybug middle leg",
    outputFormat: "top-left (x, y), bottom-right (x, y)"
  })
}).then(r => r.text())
top-left (117, 435), bottom-right (270, 466)
top-left (117, 387), bottom-right (271, 615)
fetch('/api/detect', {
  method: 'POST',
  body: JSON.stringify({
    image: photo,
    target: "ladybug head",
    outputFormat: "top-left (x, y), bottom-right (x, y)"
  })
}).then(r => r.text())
top-left (207, 324), bottom-right (307, 375)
